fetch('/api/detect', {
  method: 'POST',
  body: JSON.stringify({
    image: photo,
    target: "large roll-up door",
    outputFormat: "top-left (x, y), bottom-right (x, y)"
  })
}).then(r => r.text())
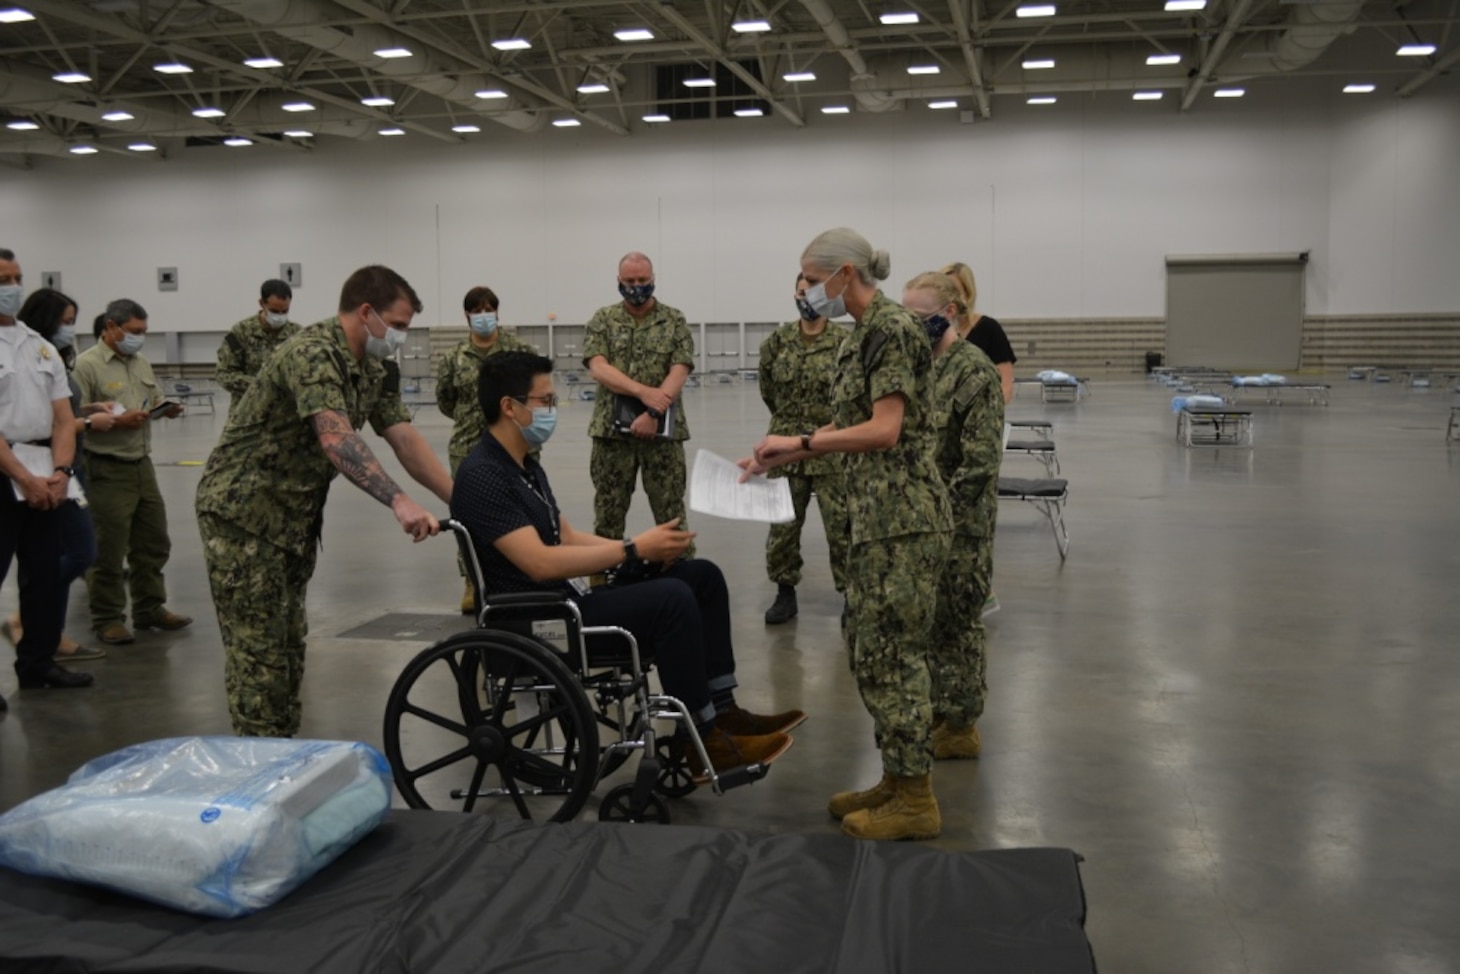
top-left (1164, 253), bottom-right (1307, 370)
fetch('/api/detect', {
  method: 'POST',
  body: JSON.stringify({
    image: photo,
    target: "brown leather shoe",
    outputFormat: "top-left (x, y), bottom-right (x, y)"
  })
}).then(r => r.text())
top-left (715, 702), bottom-right (808, 736)
top-left (686, 727), bottom-right (793, 784)
top-left (134, 610), bottom-right (192, 631)
top-left (97, 623), bottom-right (135, 645)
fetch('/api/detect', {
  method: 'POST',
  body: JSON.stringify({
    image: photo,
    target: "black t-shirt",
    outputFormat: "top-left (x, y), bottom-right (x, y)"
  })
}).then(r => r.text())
top-left (966, 314), bottom-right (1016, 365)
top-left (450, 434), bottom-right (573, 598)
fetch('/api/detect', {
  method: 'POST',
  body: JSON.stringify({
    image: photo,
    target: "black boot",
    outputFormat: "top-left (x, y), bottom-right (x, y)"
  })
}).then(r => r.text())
top-left (764, 584), bottom-right (798, 625)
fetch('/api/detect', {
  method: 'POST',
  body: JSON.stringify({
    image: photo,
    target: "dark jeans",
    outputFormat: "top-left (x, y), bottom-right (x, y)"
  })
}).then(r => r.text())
top-left (2, 496), bottom-right (64, 681)
top-left (576, 559), bottom-right (737, 725)
top-left (18, 498), bottom-right (96, 638)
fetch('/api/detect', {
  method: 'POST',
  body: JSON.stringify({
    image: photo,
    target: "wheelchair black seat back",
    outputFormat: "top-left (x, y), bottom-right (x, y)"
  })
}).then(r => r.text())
top-left (381, 520), bottom-right (752, 825)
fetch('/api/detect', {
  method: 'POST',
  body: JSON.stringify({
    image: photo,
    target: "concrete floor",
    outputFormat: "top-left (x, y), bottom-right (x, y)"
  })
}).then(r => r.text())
top-left (3, 373), bottom-right (1460, 972)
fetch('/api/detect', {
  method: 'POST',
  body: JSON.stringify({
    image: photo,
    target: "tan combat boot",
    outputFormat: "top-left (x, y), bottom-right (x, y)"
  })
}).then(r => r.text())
top-left (460, 580), bottom-right (476, 615)
top-left (840, 774), bottom-right (941, 841)
top-left (827, 773), bottom-right (895, 821)
top-left (933, 722), bottom-right (980, 759)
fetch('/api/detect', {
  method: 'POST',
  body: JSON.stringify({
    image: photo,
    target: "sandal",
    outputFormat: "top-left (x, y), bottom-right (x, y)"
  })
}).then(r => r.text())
top-left (57, 644), bottom-right (107, 662)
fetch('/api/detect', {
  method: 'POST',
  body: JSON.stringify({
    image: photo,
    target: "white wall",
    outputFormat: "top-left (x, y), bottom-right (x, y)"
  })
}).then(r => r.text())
top-left (1, 76), bottom-right (1455, 333)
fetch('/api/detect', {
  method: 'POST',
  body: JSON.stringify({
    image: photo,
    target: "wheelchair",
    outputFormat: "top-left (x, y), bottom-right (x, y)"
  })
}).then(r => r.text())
top-left (381, 519), bottom-right (775, 824)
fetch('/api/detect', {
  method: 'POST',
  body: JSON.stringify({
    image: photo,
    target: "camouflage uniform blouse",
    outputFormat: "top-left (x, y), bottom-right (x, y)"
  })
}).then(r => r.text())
top-left (581, 301), bottom-right (695, 441)
top-left (196, 317), bottom-right (411, 557)
top-left (215, 313), bottom-right (302, 408)
top-left (833, 290), bottom-right (953, 546)
top-left (932, 340), bottom-right (1004, 537)
top-left (436, 331), bottom-right (532, 468)
top-left (758, 319), bottom-right (849, 478)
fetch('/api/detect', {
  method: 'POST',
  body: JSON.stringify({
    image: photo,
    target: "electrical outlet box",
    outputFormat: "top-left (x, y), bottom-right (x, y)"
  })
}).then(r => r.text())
top-left (158, 267), bottom-right (178, 291)
top-left (280, 263), bottom-right (302, 287)
top-left (41, 271), bottom-right (61, 290)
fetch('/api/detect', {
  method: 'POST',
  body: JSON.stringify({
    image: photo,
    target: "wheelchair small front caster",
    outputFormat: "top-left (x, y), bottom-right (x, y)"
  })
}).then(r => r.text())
top-left (598, 783), bottom-right (670, 824)
top-left (654, 738), bottom-right (698, 798)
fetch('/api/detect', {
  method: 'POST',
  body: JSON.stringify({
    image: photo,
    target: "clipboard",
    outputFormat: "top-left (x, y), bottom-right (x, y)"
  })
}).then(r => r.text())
top-left (611, 394), bottom-right (675, 439)
top-left (149, 398), bottom-right (184, 418)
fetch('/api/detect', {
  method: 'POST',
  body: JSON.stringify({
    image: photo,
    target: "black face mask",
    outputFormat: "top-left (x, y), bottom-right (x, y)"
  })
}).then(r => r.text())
top-left (618, 282), bottom-right (655, 306)
top-left (796, 296), bottom-right (819, 322)
top-left (921, 313), bottom-right (953, 343)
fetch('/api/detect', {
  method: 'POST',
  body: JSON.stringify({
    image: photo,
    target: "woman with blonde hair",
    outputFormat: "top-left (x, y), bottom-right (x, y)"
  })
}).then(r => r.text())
top-left (942, 261), bottom-right (1016, 405)
top-left (741, 228), bottom-right (952, 841)
top-left (903, 271), bottom-right (1004, 763)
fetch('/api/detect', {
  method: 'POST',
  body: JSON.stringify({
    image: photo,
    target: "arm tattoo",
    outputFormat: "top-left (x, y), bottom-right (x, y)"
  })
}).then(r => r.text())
top-left (313, 412), bottom-right (402, 506)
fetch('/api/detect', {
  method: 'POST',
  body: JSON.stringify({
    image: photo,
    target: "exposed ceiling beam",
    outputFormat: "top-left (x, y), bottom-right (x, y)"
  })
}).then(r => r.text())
top-left (1396, 43), bottom-right (1460, 96)
top-left (1180, 0), bottom-right (1257, 110)
top-left (948, 0), bottom-right (991, 119)
top-left (655, 4), bottom-right (806, 126)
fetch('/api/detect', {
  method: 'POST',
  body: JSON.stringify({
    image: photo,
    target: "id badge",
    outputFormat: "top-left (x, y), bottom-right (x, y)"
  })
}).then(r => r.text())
top-left (568, 576), bottom-right (591, 597)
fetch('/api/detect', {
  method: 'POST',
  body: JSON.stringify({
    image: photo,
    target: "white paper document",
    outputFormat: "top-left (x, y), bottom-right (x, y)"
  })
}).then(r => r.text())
top-left (689, 450), bottom-right (795, 524)
top-left (8, 442), bottom-right (86, 503)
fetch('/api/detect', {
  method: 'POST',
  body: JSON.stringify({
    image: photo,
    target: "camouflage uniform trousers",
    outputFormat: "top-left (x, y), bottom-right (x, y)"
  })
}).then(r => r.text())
top-left (844, 531), bottom-right (951, 777)
top-left (198, 512), bottom-right (317, 738)
top-left (928, 531), bottom-right (995, 727)
top-left (83, 454), bottom-right (171, 629)
top-left (590, 435), bottom-right (694, 556)
top-left (766, 470), bottom-right (849, 592)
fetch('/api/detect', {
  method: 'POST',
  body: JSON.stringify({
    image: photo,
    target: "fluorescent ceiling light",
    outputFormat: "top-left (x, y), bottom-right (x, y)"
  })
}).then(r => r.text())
top-left (928, 100), bottom-right (958, 109)
top-left (552, 118), bottom-right (581, 127)
top-left (101, 110), bottom-right (134, 122)
top-left (1213, 87), bottom-right (1244, 97)
top-left (683, 77), bottom-right (716, 88)
top-left (577, 82), bottom-right (610, 94)
top-left (243, 56), bottom-right (284, 69)
top-left (1028, 96), bottom-right (1057, 104)
top-left (907, 64), bottom-right (940, 75)
top-left (361, 96), bottom-right (395, 107)
top-left (281, 101), bottom-right (315, 112)
top-left (1396, 44), bottom-right (1436, 56)
top-left (224, 137), bottom-right (253, 146)
top-left (6, 119), bottom-right (39, 130)
top-left (378, 128), bottom-right (405, 136)
top-left (0, 7), bottom-right (36, 22)
top-left (614, 28), bottom-right (654, 41)
top-left (474, 89), bottom-right (509, 99)
top-left (491, 38), bottom-right (531, 51)
top-left (1016, 5), bottom-right (1056, 17)
top-left (128, 142), bottom-right (157, 152)
top-left (374, 47), bottom-right (413, 58)
top-left (1022, 58), bottom-right (1055, 69)
top-left (733, 107), bottom-right (764, 117)
top-left (192, 107), bottom-right (226, 118)
top-left (643, 114), bottom-right (671, 123)
top-left (451, 123), bottom-right (481, 133)
top-left (1164, 0), bottom-right (1205, 9)
top-left (879, 12), bottom-right (920, 25)
top-left (154, 62), bottom-right (193, 74)
top-left (732, 20), bottom-right (771, 32)
top-left (1146, 53), bottom-right (1181, 65)
top-left (784, 71), bottom-right (816, 82)
top-left (821, 105), bottom-right (850, 114)
top-left (1132, 90), bottom-right (1163, 100)
top-left (284, 130), bottom-right (313, 137)
top-left (68, 145), bottom-right (98, 155)
top-left (52, 71), bottom-right (91, 83)
top-left (1342, 83), bottom-right (1375, 93)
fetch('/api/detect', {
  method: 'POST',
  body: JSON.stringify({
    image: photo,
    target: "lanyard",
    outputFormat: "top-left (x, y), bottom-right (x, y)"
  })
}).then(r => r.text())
top-left (520, 470), bottom-right (560, 543)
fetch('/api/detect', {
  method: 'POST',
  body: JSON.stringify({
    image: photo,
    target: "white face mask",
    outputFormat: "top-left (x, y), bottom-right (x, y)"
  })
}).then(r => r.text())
top-left (53, 323), bottom-right (77, 349)
top-left (365, 310), bottom-right (407, 360)
top-left (0, 284), bottom-right (22, 318)
top-left (804, 268), bottom-right (847, 319)
top-left (264, 311), bottom-right (289, 330)
top-left (117, 330), bottom-right (146, 356)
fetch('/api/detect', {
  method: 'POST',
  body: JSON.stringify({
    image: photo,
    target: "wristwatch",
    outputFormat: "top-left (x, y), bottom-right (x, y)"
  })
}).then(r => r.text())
top-left (621, 538), bottom-right (641, 565)
top-left (800, 430), bottom-right (815, 452)
top-left (54, 465), bottom-right (75, 477)
top-left (83, 416), bottom-right (92, 429)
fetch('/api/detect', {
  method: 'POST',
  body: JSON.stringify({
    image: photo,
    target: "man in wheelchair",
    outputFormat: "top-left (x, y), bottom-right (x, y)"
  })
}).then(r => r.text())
top-left (450, 352), bottom-right (805, 780)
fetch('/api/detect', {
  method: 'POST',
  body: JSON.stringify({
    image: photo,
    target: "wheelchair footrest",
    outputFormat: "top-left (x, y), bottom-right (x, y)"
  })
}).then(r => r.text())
top-left (714, 762), bottom-right (771, 792)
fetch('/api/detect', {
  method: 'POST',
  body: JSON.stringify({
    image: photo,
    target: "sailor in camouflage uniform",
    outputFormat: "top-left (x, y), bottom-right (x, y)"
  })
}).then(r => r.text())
top-left (215, 279), bottom-right (301, 416)
top-left (757, 273), bottom-right (851, 624)
top-left (583, 252), bottom-right (695, 554)
top-left (195, 266), bottom-right (453, 738)
top-left (743, 229), bottom-right (952, 842)
top-left (904, 272), bottom-right (1004, 762)
top-left (436, 285), bottom-right (534, 612)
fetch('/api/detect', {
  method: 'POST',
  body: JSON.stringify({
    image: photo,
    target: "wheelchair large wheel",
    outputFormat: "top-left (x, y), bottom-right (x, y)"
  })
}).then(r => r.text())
top-left (384, 630), bottom-right (599, 822)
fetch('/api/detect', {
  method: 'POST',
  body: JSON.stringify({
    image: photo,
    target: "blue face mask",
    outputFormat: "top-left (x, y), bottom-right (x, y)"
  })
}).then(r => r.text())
top-left (52, 323), bottom-right (77, 349)
top-left (804, 268), bottom-right (847, 319)
top-left (515, 402), bottom-right (557, 446)
top-left (796, 296), bottom-right (819, 322)
top-left (116, 330), bottom-right (146, 356)
top-left (921, 312), bottom-right (954, 343)
top-left (618, 281), bottom-right (654, 307)
top-left (468, 312), bottom-right (499, 337)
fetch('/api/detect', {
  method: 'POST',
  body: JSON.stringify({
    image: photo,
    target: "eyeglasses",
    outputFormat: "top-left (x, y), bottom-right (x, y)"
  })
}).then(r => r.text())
top-left (514, 393), bottom-right (559, 409)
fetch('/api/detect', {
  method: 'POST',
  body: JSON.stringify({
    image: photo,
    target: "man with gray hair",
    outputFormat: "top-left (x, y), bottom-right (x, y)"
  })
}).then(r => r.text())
top-left (73, 298), bottom-right (191, 646)
top-left (582, 252), bottom-right (696, 552)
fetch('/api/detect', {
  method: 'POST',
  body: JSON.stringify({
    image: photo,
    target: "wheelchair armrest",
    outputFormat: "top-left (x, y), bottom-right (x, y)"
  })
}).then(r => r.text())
top-left (482, 591), bottom-right (573, 608)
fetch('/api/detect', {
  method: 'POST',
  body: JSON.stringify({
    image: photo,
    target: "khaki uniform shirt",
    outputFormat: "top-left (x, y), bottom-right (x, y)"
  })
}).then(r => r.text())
top-left (436, 331), bottom-right (532, 466)
top-left (759, 319), bottom-right (849, 478)
top-left (932, 340), bottom-right (1004, 537)
top-left (833, 291), bottom-right (953, 545)
top-left (195, 317), bottom-right (412, 556)
top-left (215, 313), bottom-right (303, 408)
top-left (73, 342), bottom-right (160, 461)
top-left (581, 300), bottom-right (695, 441)
top-left (0, 322), bottom-right (70, 443)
